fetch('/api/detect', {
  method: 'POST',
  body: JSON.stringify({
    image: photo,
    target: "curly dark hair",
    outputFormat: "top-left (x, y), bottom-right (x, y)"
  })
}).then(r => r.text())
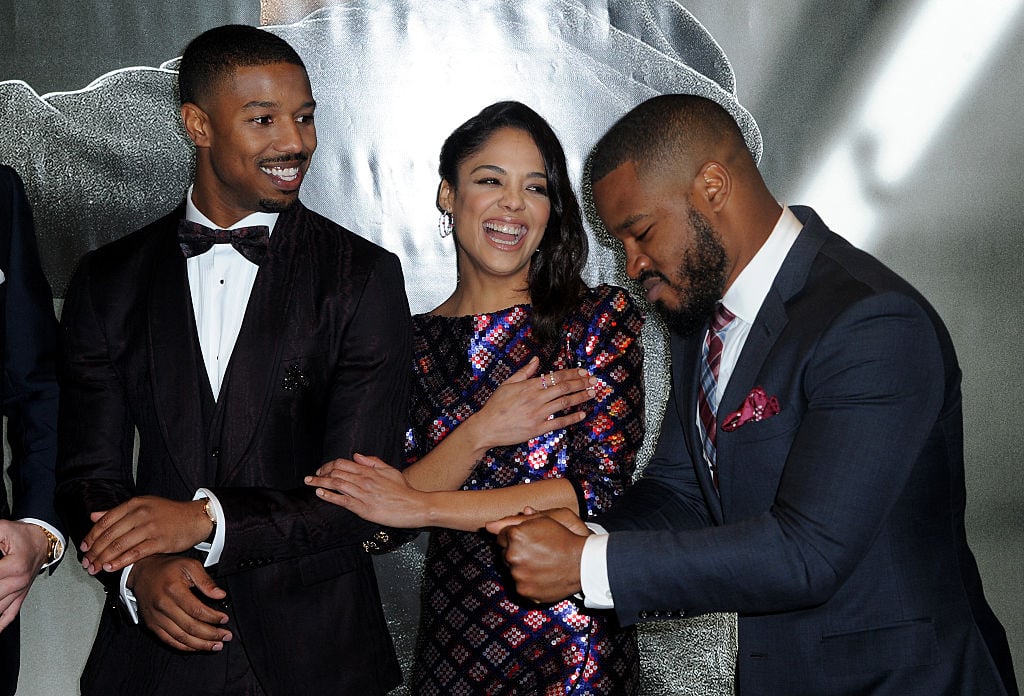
top-left (178, 24), bottom-right (306, 107)
top-left (438, 101), bottom-right (588, 346)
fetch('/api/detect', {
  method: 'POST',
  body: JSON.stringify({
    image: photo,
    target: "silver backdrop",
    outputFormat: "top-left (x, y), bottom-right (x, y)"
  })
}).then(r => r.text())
top-left (1, 1), bottom-right (1021, 694)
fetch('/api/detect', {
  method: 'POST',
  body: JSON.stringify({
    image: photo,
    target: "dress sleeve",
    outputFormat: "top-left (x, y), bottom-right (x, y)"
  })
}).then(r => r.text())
top-left (562, 286), bottom-right (645, 518)
top-left (402, 379), bottom-right (433, 467)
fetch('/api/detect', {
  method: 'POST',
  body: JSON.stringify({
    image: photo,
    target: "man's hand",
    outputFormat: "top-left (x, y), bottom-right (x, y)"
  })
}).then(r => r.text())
top-left (81, 496), bottom-right (212, 575)
top-left (487, 508), bottom-right (590, 603)
top-left (128, 555), bottom-right (232, 652)
top-left (0, 520), bottom-right (51, 632)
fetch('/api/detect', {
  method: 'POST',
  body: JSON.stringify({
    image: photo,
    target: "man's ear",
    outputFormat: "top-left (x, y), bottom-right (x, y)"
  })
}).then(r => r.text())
top-left (693, 161), bottom-right (730, 213)
top-left (181, 103), bottom-right (210, 148)
top-left (436, 178), bottom-right (455, 213)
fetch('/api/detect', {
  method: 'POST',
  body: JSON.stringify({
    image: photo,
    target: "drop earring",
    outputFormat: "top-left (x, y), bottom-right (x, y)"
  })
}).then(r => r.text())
top-left (438, 211), bottom-right (454, 238)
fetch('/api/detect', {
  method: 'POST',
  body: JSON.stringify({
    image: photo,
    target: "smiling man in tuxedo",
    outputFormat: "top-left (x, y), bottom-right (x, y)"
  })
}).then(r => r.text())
top-left (490, 94), bottom-right (1018, 695)
top-left (56, 24), bottom-right (410, 696)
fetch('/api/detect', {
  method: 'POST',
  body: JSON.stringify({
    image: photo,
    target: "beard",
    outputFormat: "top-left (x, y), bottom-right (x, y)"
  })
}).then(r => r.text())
top-left (257, 195), bottom-right (299, 213)
top-left (649, 208), bottom-right (727, 337)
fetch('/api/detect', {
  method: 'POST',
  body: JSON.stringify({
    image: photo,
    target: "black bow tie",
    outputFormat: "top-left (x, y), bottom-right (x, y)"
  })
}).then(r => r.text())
top-left (177, 220), bottom-right (270, 266)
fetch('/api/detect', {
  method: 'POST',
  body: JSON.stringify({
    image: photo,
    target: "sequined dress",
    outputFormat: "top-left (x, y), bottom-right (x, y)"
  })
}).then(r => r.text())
top-left (405, 284), bottom-right (645, 695)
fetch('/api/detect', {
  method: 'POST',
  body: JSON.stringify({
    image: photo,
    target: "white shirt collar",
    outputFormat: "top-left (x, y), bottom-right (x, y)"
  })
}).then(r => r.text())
top-left (185, 185), bottom-right (279, 235)
top-left (721, 206), bottom-right (802, 324)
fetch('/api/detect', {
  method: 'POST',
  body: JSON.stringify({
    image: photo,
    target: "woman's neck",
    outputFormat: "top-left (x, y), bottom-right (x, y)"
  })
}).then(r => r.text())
top-left (432, 275), bottom-right (531, 317)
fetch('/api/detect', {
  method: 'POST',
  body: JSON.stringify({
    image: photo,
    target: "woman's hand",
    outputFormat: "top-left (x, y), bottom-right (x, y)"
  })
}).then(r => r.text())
top-left (305, 454), bottom-right (431, 528)
top-left (463, 356), bottom-right (597, 452)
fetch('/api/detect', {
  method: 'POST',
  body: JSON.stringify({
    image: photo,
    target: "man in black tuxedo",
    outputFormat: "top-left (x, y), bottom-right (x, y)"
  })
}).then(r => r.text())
top-left (491, 95), bottom-right (1018, 694)
top-left (56, 25), bottom-right (411, 695)
top-left (0, 165), bottom-right (64, 696)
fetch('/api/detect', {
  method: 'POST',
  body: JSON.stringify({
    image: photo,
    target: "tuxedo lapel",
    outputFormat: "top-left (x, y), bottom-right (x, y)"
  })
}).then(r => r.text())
top-left (146, 212), bottom-right (209, 490)
top-left (215, 205), bottom-right (300, 483)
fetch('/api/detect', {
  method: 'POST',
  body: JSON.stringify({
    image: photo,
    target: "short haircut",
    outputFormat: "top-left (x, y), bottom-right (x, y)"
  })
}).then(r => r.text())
top-left (438, 101), bottom-right (588, 346)
top-left (590, 94), bottom-right (747, 186)
top-left (178, 24), bottom-right (306, 107)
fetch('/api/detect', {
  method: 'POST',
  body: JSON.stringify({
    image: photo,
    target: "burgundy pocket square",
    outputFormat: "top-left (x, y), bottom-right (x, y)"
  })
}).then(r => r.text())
top-left (720, 386), bottom-right (780, 432)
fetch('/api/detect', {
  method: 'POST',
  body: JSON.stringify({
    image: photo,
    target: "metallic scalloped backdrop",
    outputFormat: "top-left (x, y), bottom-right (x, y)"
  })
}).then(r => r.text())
top-left (0, 2), bottom-right (753, 693)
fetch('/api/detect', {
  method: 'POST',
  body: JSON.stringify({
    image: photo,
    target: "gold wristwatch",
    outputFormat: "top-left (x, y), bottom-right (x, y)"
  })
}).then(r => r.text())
top-left (38, 526), bottom-right (63, 566)
top-left (202, 499), bottom-right (218, 543)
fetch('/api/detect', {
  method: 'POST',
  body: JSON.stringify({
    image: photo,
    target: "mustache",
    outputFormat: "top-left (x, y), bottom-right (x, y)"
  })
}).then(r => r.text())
top-left (259, 153), bottom-right (309, 166)
top-left (636, 270), bottom-right (670, 286)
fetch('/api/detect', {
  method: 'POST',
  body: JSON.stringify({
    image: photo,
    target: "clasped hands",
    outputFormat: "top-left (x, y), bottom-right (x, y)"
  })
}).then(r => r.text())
top-left (486, 506), bottom-right (591, 604)
top-left (82, 496), bottom-right (231, 652)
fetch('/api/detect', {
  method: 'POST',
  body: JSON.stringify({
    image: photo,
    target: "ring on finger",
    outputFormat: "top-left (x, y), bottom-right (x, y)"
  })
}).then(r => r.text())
top-left (541, 374), bottom-right (549, 389)
top-left (548, 371), bottom-right (557, 387)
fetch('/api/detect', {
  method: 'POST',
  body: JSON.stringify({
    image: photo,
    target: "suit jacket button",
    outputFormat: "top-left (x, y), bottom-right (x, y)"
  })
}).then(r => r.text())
top-left (211, 447), bottom-right (221, 458)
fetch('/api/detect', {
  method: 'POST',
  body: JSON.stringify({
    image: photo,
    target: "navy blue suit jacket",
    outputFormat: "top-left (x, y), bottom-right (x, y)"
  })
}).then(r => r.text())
top-left (601, 207), bottom-right (1017, 694)
top-left (0, 165), bottom-right (60, 696)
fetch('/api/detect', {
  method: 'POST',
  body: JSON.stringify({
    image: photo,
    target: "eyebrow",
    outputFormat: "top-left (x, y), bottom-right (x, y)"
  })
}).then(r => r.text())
top-left (613, 213), bottom-right (649, 234)
top-left (241, 100), bottom-right (317, 110)
top-left (469, 164), bottom-right (547, 179)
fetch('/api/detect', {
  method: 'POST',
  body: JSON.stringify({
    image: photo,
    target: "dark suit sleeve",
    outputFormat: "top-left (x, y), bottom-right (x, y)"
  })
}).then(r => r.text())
top-left (606, 292), bottom-right (946, 624)
top-left (54, 251), bottom-right (138, 588)
top-left (210, 251), bottom-right (412, 574)
top-left (1, 167), bottom-right (61, 532)
top-left (599, 383), bottom-right (712, 533)
top-left (318, 251), bottom-right (412, 470)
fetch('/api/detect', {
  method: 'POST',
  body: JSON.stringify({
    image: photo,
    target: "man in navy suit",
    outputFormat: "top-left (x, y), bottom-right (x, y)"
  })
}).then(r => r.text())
top-left (491, 94), bottom-right (1018, 694)
top-left (0, 164), bottom-right (64, 696)
top-left (56, 25), bottom-right (410, 695)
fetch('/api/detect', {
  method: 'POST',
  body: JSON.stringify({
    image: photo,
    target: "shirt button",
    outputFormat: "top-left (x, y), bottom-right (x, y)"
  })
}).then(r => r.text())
top-left (211, 447), bottom-right (220, 458)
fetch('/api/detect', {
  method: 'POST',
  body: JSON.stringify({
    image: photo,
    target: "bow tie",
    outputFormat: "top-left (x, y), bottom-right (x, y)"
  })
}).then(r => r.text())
top-left (177, 220), bottom-right (270, 266)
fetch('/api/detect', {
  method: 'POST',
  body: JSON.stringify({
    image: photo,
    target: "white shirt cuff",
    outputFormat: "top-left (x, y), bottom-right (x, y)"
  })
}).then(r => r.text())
top-left (19, 517), bottom-right (66, 569)
top-left (193, 488), bottom-right (224, 567)
top-left (120, 565), bottom-right (140, 624)
top-left (580, 523), bottom-right (614, 609)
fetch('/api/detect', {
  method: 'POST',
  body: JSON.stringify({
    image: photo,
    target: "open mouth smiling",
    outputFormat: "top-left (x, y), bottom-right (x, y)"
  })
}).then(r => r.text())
top-left (483, 220), bottom-right (528, 247)
top-left (260, 165), bottom-right (301, 182)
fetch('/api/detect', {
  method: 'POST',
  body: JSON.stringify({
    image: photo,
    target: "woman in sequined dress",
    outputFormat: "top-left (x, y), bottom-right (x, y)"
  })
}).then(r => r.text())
top-left (307, 101), bottom-right (644, 695)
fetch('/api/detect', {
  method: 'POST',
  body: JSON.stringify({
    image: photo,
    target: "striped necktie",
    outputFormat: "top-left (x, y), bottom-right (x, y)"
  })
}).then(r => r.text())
top-left (697, 303), bottom-right (736, 488)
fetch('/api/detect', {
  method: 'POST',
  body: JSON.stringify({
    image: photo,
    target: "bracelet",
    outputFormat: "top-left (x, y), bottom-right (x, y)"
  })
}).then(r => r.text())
top-left (202, 499), bottom-right (218, 543)
top-left (38, 526), bottom-right (63, 566)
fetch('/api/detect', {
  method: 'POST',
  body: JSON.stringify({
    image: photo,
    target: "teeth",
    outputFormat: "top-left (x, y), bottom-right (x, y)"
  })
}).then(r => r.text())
top-left (261, 165), bottom-right (300, 182)
top-left (483, 221), bottom-right (526, 243)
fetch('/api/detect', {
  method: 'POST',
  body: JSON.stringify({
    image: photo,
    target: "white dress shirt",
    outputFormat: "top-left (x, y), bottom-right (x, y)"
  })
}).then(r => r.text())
top-left (580, 206), bottom-right (802, 609)
top-left (120, 188), bottom-right (277, 621)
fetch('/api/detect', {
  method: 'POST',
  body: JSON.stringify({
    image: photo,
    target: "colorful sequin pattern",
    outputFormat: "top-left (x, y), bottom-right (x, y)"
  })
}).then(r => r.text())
top-left (405, 285), bottom-right (645, 695)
